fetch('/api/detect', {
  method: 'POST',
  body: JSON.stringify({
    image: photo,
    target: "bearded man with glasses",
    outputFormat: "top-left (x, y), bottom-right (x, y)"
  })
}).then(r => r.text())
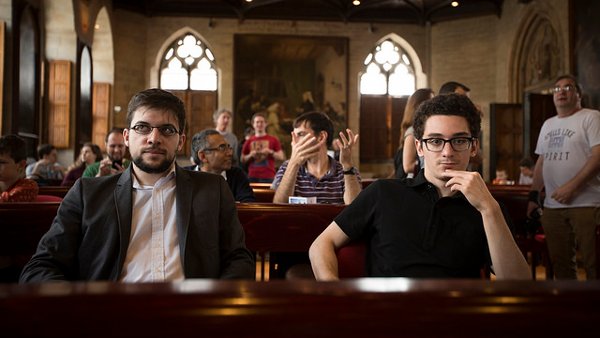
top-left (186, 129), bottom-right (255, 202)
top-left (310, 94), bottom-right (531, 280)
top-left (21, 88), bottom-right (254, 282)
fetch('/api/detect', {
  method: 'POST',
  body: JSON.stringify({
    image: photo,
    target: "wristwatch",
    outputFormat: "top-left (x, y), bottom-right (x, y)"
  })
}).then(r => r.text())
top-left (343, 167), bottom-right (357, 175)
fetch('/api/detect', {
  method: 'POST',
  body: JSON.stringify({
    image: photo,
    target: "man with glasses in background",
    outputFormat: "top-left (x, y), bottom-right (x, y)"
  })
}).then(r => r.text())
top-left (21, 88), bottom-right (254, 282)
top-left (310, 94), bottom-right (530, 280)
top-left (187, 129), bottom-right (255, 202)
top-left (527, 75), bottom-right (600, 280)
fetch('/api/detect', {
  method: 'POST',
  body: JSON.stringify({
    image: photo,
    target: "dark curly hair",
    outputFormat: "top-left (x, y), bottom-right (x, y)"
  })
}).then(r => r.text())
top-left (413, 93), bottom-right (481, 140)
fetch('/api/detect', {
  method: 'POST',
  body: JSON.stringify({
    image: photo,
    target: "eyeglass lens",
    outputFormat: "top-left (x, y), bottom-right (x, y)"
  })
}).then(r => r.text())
top-left (553, 85), bottom-right (574, 93)
top-left (423, 137), bottom-right (472, 152)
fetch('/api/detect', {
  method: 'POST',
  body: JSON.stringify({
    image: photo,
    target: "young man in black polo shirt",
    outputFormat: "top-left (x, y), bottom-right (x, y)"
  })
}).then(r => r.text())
top-left (309, 94), bottom-right (531, 280)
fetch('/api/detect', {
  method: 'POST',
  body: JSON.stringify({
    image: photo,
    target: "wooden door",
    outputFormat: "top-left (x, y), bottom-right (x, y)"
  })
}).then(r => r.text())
top-left (490, 103), bottom-right (523, 181)
top-left (526, 93), bottom-right (555, 158)
top-left (47, 60), bottom-right (71, 149)
top-left (92, 83), bottom-right (110, 152)
top-left (359, 95), bottom-right (407, 163)
top-left (170, 90), bottom-right (217, 157)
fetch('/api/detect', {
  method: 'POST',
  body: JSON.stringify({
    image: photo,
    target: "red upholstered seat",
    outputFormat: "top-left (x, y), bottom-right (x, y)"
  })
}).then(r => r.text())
top-left (35, 194), bottom-right (63, 202)
top-left (336, 241), bottom-right (366, 278)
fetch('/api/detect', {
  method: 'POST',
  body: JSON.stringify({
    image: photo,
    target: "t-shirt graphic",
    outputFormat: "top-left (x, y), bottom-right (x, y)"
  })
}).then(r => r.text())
top-left (251, 139), bottom-right (270, 166)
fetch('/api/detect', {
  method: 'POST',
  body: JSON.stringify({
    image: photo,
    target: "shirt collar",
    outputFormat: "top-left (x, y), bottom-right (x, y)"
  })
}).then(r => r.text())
top-left (132, 162), bottom-right (176, 189)
top-left (406, 169), bottom-right (467, 201)
top-left (406, 169), bottom-right (428, 187)
top-left (299, 155), bottom-right (336, 177)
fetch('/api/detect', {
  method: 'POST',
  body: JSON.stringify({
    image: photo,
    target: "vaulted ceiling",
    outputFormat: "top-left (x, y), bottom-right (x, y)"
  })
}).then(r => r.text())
top-left (112, 0), bottom-right (505, 25)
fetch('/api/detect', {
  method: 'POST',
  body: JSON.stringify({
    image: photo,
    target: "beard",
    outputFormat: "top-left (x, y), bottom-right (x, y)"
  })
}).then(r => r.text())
top-left (133, 153), bottom-right (174, 174)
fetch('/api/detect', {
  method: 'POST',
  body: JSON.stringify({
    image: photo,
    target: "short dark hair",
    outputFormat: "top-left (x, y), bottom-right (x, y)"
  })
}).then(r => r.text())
top-left (0, 134), bottom-right (27, 163)
top-left (191, 129), bottom-right (220, 165)
top-left (293, 111), bottom-right (334, 147)
top-left (105, 127), bottom-right (125, 143)
top-left (554, 74), bottom-right (582, 96)
top-left (519, 157), bottom-right (534, 169)
top-left (251, 112), bottom-right (267, 124)
top-left (37, 144), bottom-right (55, 159)
top-left (127, 88), bottom-right (186, 133)
top-left (413, 94), bottom-right (481, 140)
top-left (439, 81), bottom-right (470, 95)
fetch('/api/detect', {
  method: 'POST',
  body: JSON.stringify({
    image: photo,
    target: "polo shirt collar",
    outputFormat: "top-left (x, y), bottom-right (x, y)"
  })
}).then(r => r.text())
top-left (407, 169), bottom-right (467, 201)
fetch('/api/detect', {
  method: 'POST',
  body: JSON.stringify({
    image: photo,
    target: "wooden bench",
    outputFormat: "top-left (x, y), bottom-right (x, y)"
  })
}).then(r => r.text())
top-left (0, 202), bottom-right (60, 281)
top-left (2, 279), bottom-right (599, 337)
top-left (251, 188), bottom-right (275, 203)
top-left (1, 202), bottom-right (343, 282)
top-left (38, 185), bottom-right (71, 198)
top-left (237, 203), bottom-right (344, 280)
top-left (249, 182), bottom-right (272, 190)
top-left (488, 184), bottom-right (554, 279)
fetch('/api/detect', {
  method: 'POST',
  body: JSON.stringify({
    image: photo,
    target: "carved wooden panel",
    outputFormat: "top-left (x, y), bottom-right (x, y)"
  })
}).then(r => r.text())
top-left (360, 95), bottom-right (407, 162)
top-left (92, 83), bottom-right (111, 150)
top-left (170, 90), bottom-right (217, 157)
top-left (490, 103), bottom-right (523, 181)
top-left (527, 93), bottom-right (556, 157)
top-left (48, 60), bottom-right (71, 148)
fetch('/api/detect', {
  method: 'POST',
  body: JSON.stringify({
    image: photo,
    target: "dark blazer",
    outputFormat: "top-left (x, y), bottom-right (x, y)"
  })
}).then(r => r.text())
top-left (20, 165), bottom-right (254, 282)
top-left (183, 165), bottom-right (256, 202)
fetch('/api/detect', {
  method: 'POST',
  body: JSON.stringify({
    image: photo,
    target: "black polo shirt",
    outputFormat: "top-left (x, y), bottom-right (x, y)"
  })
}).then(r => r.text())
top-left (336, 171), bottom-right (493, 278)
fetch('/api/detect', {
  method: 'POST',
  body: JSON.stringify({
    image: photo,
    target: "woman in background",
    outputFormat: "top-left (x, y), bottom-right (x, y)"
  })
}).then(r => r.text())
top-left (394, 88), bottom-right (435, 178)
top-left (61, 143), bottom-right (103, 186)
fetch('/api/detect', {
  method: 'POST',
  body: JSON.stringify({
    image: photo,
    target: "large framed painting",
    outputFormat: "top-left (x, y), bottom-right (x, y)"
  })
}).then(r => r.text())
top-left (574, 0), bottom-right (600, 110)
top-left (233, 34), bottom-right (348, 151)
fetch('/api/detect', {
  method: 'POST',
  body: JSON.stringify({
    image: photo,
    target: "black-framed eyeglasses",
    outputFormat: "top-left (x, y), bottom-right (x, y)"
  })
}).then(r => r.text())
top-left (552, 85), bottom-right (575, 93)
top-left (130, 123), bottom-right (180, 137)
top-left (203, 143), bottom-right (233, 153)
top-left (421, 137), bottom-right (475, 152)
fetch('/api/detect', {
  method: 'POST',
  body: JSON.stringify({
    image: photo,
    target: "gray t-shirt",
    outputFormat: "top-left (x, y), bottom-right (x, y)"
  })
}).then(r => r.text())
top-left (535, 108), bottom-right (600, 208)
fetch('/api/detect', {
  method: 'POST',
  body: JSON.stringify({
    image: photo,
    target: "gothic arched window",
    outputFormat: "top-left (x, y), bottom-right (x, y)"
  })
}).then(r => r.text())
top-left (360, 39), bottom-right (415, 96)
top-left (159, 33), bottom-right (217, 91)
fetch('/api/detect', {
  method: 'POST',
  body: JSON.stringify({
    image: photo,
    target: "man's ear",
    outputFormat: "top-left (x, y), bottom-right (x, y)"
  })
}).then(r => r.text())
top-left (470, 138), bottom-right (479, 157)
top-left (198, 151), bottom-right (207, 164)
top-left (123, 128), bottom-right (130, 147)
top-left (319, 131), bottom-right (327, 143)
top-left (177, 133), bottom-right (186, 152)
top-left (415, 138), bottom-right (424, 157)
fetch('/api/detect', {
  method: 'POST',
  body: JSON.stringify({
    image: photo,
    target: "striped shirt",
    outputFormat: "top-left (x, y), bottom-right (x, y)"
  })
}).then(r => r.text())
top-left (272, 156), bottom-right (360, 204)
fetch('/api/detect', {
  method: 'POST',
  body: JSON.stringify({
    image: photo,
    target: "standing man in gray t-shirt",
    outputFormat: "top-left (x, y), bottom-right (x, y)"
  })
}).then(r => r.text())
top-left (528, 74), bottom-right (600, 280)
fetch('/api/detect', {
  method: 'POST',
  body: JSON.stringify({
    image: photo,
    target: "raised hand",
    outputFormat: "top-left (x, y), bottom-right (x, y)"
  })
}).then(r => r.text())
top-left (334, 129), bottom-right (359, 169)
